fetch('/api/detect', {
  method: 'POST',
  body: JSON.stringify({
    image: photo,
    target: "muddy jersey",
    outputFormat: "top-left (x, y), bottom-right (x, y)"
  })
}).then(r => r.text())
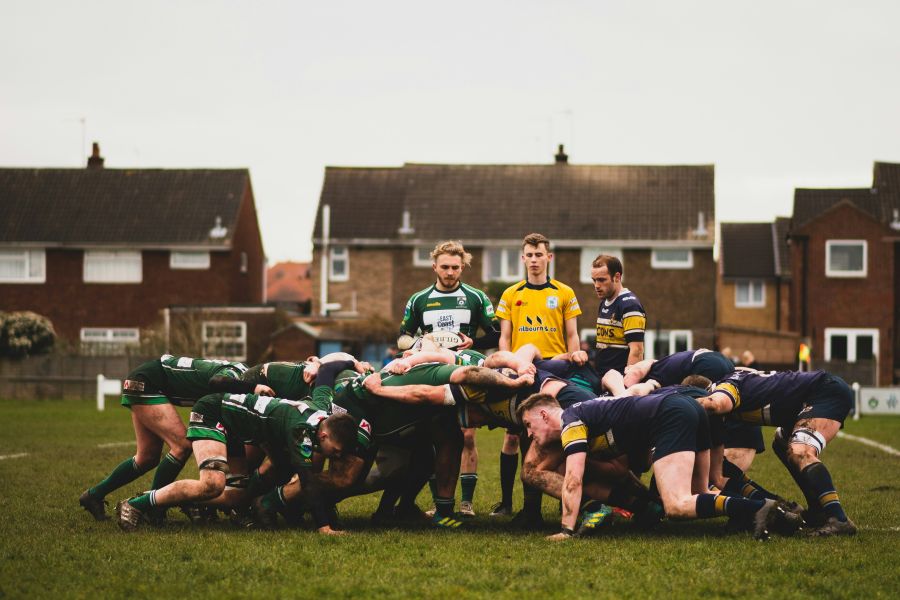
top-left (712, 370), bottom-right (830, 425)
top-left (400, 283), bottom-right (497, 338)
top-left (561, 386), bottom-right (704, 459)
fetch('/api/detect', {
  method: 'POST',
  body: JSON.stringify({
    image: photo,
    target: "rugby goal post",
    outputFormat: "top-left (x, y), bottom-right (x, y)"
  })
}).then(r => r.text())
top-left (96, 374), bottom-right (121, 411)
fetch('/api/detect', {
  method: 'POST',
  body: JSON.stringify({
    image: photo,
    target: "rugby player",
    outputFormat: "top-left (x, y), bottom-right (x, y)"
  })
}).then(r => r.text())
top-left (241, 352), bottom-right (372, 400)
top-left (79, 354), bottom-right (273, 522)
top-left (590, 254), bottom-right (645, 379)
top-left (696, 369), bottom-right (858, 536)
top-left (494, 232), bottom-right (584, 525)
top-left (518, 390), bottom-right (799, 541)
top-left (399, 240), bottom-right (500, 516)
top-left (115, 392), bottom-right (356, 534)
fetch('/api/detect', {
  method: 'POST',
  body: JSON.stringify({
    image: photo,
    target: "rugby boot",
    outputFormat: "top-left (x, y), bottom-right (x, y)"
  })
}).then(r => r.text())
top-left (431, 512), bottom-right (464, 529)
top-left (489, 501), bottom-right (512, 517)
top-left (508, 508), bottom-right (545, 531)
top-left (115, 498), bottom-right (147, 532)
top-left (393, 503), bottom-right (429, 523)
top-left (751, 499), bottom-right (779, 541)
top-left (227, 506), bottom-right (255, 529)
top-left (79, 490), bottom-right (109, 521)
top-left (806, 517), bottom-right (858, 537)
top-left (458, 501), bottom-right (476, 518)
top-left (576, 501), bottom-right (614, 537)
top-left (771, 501), bottom-right (804, 536)
top-left (251, 497), bottom-right (279, 530)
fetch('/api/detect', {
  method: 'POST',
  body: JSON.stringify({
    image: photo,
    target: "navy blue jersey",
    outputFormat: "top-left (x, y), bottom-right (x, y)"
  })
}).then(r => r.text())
top-left (535, 359), bottom-right (602, 393)
top-left (560, 386), bottom-right (696, 459)
top-left (646, 349), bottom-right (734, 386)
top-left (713, 370), bottom-right (830, 425)
top-left (594, 289), bottom-right (646, 376)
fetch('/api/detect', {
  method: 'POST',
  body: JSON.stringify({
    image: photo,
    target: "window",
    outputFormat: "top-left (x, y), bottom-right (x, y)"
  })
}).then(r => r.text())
top-left (735, 279), bottom-right (766, 308)
top-left (580, 247), bottom-right (623, 283)
top-left (80, 328), bottom-right (140, 356)
top-left (826, 240), bottom-right (867, 278)
top-left (644, 330), bottom-right (692, 360)
top-left (651, 248), bottom-right (693, 269)
top-left (329, 246), bottom-right (349, 281)
top-left (413, 246), bottom-right (433, 267)
top-left (84, 251), bottom-right (142, 283)
top-left (0, 249), bottom-right (45, 283)
top-left (825, 328), bottom-right (878, 362)
top-left (483, 247), bottom-right (524, 282)
top-left (170, 251), bottom-right (211, 270)
top-left (202, 321), bottom-right (247, 361)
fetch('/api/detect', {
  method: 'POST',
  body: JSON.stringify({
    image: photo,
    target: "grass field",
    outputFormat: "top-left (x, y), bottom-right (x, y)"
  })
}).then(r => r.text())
top-left (1, 399), bottom-right (898, 599)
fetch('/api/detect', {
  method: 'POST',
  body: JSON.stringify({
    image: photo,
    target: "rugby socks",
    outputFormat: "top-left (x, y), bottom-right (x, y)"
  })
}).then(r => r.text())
top-left (799, 462), bottom-right (848, 522)
top-left (499, 452), bottom-right (517, 507)
top-left (434, 496), bottom-right (455, 518)
top-left (460, 473), bottom-right (478, 503)
top-left (128, 490), bottom-right (157, 512)
top-left (260, 486), bottom-right (288, 512)
top-left (88, 456), bottom-right (153, 499)
top-left (522, 484), bottom-right (543, 515)
top-left (721, 458), bottom-right (781, 501)
top-left (695, 493), bottom-right (765, 520)
top-left (150, 452), bottom-right (188, 491)
top-left (772, 438), bottom-right (823, 512)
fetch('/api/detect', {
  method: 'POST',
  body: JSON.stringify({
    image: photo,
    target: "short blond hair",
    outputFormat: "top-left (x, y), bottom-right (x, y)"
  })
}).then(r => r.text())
top-left (515, 392), bottom-right (560, 422)
top-left (522, 233), bottom-right (551, 252)
top-left (431, 240), bottom-right (472, 266)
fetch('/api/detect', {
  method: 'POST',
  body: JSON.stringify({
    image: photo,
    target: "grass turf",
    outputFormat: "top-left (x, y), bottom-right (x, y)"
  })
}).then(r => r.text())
top-left (0, 399), bottom-right (898, 599)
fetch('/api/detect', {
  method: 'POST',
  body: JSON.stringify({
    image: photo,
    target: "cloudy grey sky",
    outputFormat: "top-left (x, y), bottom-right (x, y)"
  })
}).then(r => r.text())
top-left (2, 1), bottom-right (898, 262)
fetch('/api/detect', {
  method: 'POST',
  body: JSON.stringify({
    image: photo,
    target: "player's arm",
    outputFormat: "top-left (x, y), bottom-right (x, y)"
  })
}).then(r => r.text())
top-left (363, 373), bottom-right (453, 405)
top-left (313, 454), bottom-right (365, 490)
top-left (549, 451), bottom-right (586, 540)
top-left (499, 319), bottom-right (512, 351)
top-left (471, 291), bottom-right (501, 350)
top-left (482, 349), bottom-right (535, 376)
top-left (386, 350), bottom-right (456, 374)
top-left (398, 295), bottom-right (422, 343)
top-left (622, 307), bottom-right (646, 366)
top-left (564, 317), bottom-right (588, 366)
top-left (207, 375), bottom-right (274, 397)
top-left (626, 341), bottom-right (644, 366)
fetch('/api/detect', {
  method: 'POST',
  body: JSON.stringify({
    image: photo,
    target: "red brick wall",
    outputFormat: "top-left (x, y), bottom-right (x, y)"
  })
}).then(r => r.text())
top-left (791, 204), bottom-right (895, 384)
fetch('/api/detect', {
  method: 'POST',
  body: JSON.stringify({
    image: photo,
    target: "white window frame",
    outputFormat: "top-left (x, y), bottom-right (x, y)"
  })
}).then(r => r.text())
top-left (824, 327), bottom-right (879, 362)
top-left (0, 249), bottom-right (46, 283)
top-left (644, 329), bottom-right (693, 360)
top-left (202, 321), bottom-right (247, 361)
top-left (413, 246), bottom-right (433, 267)
top-left (170, 251), bottom-right (211, 270)
top-left (825, 240), bottom-right (867, 278)
top-left (482, 247), bottom-right (525, 282)
top-left (83, 250), bottom-right (142, 283)
top-left (651, 248), bottom-right (693, 270)
top-left (580, 247), bottom-right (623, 284)
top-left (735, 279), bottom-right (766, 308)
top-left (329, 246), bottom-right (349, 282)
top-left (80, 328), bottom-right (140, 344)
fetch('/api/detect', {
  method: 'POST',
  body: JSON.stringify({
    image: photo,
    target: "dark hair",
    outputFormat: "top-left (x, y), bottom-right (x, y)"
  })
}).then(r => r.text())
top-left (322, 413), bottom-right (358, 449)
top-left (681, 374), bottom-right (712, 390)
top-left (591, 254), bottom-right (623, 277)
top-left (522, 233), bottom-right (551, 252)
top-left (515, 392), bottom-right (560, 422)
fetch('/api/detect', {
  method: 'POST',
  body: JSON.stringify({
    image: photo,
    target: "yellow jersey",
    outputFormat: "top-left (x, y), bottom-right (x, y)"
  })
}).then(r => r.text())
top-left (496, 279), bottom-right (581, 357)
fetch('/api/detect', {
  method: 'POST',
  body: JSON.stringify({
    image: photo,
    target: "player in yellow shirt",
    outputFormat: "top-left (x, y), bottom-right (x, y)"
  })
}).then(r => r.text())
top-left (492, 232), bottom-right (587, 527)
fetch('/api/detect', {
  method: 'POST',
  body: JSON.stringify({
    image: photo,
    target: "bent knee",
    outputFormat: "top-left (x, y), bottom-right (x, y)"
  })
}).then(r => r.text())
top-left (198, 474), bottom-right (226, 500)
top-left (663, 497), bottom-right (695, 519)
top-left (133, 454), bottom-right (161, 471)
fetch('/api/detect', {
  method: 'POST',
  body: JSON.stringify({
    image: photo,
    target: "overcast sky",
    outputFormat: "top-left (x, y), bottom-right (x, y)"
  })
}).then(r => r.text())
top-left (2, 1), bottom-right (898, 262)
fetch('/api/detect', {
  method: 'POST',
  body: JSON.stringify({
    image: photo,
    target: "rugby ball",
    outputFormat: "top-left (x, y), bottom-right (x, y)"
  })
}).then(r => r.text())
top-left (397, 334), bottom-right (418, 350)
top-left (428, 331), bottom-right (465, 349)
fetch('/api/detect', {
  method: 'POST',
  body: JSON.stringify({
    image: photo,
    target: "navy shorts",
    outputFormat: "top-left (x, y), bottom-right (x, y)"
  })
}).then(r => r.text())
top-left (691, 352), bottom-right (735, 382)
top-left (724, 420), bottom-right (766, 453)
top-left (792, 375), bottom-right (853, 426)
top-left (650, 394), bottom-right (711, 462)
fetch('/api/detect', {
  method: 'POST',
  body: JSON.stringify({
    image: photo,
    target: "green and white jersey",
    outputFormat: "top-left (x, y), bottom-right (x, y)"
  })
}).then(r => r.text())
top-left (455, 349), bottom-right (487, 366)
top-left (157, 354), bottom-right (247, 405)
top-left (400, 283), bottom-right (496, 338)
top-left (257, 362), bottom-right (312, 399)
top-left (219, 393), bottom-right (329, 470)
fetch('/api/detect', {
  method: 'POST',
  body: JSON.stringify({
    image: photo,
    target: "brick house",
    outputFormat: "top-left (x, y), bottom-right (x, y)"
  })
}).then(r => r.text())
top-left (0, 144), bottom-right (269, 361)
top-left (717, 219), bottom-right (798, 368)
top-left (310, 148), bottom-right (717, 358)
top-left (787, 162), bottom-right (900, 385)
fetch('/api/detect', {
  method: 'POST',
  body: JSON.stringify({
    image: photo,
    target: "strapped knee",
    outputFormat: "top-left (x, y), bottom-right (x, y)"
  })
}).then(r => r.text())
top-left (198, 456), bottom-right (230, 475)
top-left (789, 428), bottom-right (826, 456)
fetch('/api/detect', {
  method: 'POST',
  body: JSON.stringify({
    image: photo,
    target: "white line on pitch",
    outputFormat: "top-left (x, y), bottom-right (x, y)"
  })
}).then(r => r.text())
top-left (0, 453), bottom-right (29, 460)
top-left (860, 526), bottom-right (900, 532)
top-left (96, 441), bottom-right (133, 448)
top-left (837, 432), bottom-right (900, 457)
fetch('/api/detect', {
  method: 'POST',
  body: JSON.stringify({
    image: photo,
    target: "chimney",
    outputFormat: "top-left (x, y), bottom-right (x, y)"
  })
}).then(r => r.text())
top-left (87, 142), bottom-right (104, 169)
top-left (554, 144), bottom-right (568, 164)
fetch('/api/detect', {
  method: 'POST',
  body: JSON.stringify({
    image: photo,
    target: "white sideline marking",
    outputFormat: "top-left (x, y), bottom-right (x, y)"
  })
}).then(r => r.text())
top-left (96, 441), bottom-right (134, 449)
top-left (837, 432), bottom-right (900, 457)
top-left (0, 452), bottom-right (29, 461)
top-left (860, 526), bottom-right (900, 532)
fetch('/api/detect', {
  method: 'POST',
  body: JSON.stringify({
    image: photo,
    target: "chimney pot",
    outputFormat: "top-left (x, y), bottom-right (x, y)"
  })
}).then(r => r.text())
top-left (554, 144), bottom-right (568, 164)
top-left (87, 142), bottom-right (105, 169)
